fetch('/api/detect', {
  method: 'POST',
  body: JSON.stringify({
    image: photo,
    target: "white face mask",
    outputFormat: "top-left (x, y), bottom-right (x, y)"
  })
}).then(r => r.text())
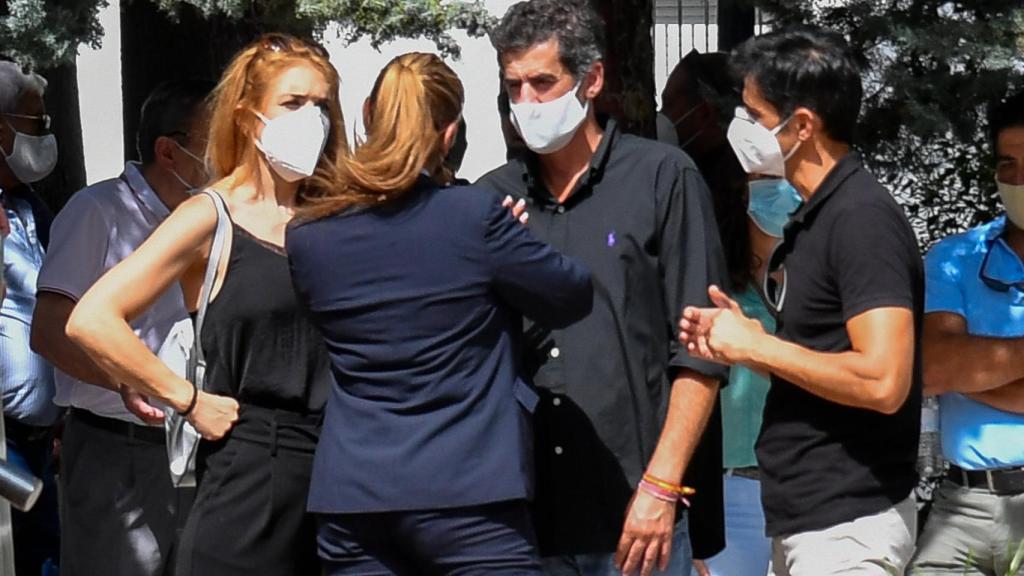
top-left (509, 81), bottom-right (589, 155)
top-left (2, 122), bottom-right (57, 184)
top-left (254, 105), bottom-right (330, 182)
top-left (169, 139), bottom-right (210, 192)
top-left (997, 177), bottom-right (1024, 229)
top-left (726, 106), bottom-right (800, 177)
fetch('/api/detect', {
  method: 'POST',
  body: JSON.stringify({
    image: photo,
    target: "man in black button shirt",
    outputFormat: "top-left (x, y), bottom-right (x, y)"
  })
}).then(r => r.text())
top-left (479, 1), bottom-right (729, 575)
top-left (679, 27), bottom-right (923, 574)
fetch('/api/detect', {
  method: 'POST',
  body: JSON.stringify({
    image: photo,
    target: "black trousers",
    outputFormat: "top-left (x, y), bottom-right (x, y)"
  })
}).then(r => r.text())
top-left (175, 406), bottom-right (321, 576)
top-left (318, 499), bottom-right (542, 575)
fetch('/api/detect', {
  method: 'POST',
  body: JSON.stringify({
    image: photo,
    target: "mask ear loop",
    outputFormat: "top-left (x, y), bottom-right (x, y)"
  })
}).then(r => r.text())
top-left (169, 139), bottom-right (211, 189)
top-left (0, 118), bottom-right (17, 160)
top-left (771, 113), bottom-right (802, 162)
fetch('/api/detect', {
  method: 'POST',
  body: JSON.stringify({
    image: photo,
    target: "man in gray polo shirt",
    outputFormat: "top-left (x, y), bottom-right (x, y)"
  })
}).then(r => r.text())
top-left (30, 80), bottom-right (212, 575)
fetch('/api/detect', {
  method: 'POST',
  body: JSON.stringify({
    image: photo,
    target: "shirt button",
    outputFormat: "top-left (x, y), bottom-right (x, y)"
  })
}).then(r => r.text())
top-left (554, 446), bottom-right (564, 455)
top-left (556, 205), bottom-right (565, 214)
top-left (550, 347), bottom-right (560, 358)
top-left (552, 397), bottom-right (562, 407)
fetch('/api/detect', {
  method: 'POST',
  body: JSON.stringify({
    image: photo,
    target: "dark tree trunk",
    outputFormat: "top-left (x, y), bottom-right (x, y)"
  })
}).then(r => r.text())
top-left (120, 1), bottom-right (255, 163)
top-left (717, 0), bottom-right (755, 52)
top-left (120, 1), bottom-right (315, 163)
top-left (36, 61), bottom-right (85, 211)
top-left (592, 0), bottom-right (656, 137)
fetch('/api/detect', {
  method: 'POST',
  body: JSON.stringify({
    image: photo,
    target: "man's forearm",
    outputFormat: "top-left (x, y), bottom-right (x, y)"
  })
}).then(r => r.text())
top-left (746, 332), bottom-right (911, 414)
top-left (644, 369), bottom-right (719, 484)
top-left (966, 378), bottom-right (1024, 414)
top-left (924, 332), bottom-right (1024, 395)
top-left (31, 293), bottom-right (119, 391)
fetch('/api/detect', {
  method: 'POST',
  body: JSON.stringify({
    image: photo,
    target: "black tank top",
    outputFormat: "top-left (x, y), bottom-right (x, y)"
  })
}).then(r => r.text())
top-left (201, 216), bottom-right (330, 414)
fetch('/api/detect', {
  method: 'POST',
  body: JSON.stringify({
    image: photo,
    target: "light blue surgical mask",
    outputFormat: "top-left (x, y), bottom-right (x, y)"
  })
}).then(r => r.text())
top-left (747, 178), bottom-right (802, 237)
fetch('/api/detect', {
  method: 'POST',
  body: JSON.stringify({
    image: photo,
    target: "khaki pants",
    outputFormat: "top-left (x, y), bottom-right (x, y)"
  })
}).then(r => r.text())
top-left (911, 480), bottom-right (1024, 575)
top-left (769, 494), bottom-right (917, 576)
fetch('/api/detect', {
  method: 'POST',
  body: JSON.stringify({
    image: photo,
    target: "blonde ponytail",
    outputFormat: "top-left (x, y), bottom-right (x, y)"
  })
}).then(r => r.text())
top-left (301, 52), bottom-right (464, 219)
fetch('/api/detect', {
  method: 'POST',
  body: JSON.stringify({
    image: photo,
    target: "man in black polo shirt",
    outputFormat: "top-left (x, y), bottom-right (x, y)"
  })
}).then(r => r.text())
top-left (479, 1), bottom-right (729, 575)
top-left (678, 27), bottom-right (923, 574)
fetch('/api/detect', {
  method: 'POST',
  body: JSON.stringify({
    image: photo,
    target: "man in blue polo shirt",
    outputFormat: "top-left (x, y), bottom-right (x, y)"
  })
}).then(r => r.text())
top-left (910, 91), bottom-right (1024, 575)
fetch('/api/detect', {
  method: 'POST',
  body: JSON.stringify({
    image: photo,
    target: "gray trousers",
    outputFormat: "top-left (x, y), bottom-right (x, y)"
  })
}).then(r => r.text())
top-left (911, 480), bottom-right (1024, 575)
top-left (769, 494), bottom-right (917, 576)
top-left (60, 409), bottom-right (187, 576)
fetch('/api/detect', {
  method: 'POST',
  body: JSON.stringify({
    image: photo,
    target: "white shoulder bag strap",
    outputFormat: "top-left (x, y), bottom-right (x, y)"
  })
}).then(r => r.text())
top-left (190, 190), bottom-right (229, 390)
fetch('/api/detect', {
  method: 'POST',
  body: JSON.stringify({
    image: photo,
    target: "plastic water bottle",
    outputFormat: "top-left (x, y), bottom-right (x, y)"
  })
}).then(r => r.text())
top-left (917, 396), bottom-right (944, 478)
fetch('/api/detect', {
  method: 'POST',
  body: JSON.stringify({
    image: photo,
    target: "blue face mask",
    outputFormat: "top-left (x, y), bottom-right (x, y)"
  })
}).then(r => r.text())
top-left (747, 178), bottom-right (802, 237)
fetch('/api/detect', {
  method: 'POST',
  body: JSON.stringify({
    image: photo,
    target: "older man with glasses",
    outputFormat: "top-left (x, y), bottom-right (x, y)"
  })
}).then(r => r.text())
top-left (0, 59), bottom-right (60, 576)
top-left (30, 79), bottom-right (212, 576)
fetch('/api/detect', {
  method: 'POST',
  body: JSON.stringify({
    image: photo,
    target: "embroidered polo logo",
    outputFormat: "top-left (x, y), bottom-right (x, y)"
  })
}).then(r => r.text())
top-left (607, 231), bottom-right (616, 247)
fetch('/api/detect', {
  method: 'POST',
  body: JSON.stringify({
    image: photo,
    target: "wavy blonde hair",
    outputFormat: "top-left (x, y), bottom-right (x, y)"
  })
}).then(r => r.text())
top-left (206, 33), bottom-right (348, 200)
top-left (300, 52), bottom-right (464, 219)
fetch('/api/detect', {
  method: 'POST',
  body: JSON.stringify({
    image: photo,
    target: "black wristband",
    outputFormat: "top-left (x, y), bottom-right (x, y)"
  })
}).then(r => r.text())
top-left (179, 384), bottom-right (199, 416)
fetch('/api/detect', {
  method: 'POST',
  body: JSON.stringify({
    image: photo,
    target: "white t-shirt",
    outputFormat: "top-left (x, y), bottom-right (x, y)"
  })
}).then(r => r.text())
top-left (37, 162), bottom-right (187, 423)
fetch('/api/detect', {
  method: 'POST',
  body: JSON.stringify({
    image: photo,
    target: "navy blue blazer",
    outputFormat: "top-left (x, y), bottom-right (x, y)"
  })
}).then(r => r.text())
top-left (286, 180), bottom-right (592, 514)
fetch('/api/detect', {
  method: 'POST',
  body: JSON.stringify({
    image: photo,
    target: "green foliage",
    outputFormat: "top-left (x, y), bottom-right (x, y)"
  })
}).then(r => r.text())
top-left (298, 0), bottom-right (494, 58)
top-left (1010, 539), bottom-right (1024, 576)
top-left (0, 0), bottom-right (492, 69)
top-left (0, 0), bottom-right (106, 69)
top-left (751, 0), bottom-right (1024, 248)
top-left (148, 0), bottom-right (494, 58)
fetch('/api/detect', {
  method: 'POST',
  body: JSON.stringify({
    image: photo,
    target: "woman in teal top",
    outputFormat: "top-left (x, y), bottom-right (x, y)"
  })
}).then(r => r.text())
top-left (702, 175), bottom-right (800, 575)
top-left (720, 288), bottom-right (775, 471)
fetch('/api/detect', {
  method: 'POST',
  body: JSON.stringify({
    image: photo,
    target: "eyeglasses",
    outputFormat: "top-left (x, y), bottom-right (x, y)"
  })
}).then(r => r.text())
top-left (2, 112), bottom-right (51, 132)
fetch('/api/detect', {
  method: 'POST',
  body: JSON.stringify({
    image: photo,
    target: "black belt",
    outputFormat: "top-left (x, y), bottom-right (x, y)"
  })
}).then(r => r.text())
top-left (948, 463), bottom-right (1024, 495)
top-left (227, 404), bottom-right (322, 455)
top-left (725, 466), bottom-right (760, 480)
top-left (70, 407), bottom-right (165, 444)
top-left (3, 415), bottom-right (54, 443)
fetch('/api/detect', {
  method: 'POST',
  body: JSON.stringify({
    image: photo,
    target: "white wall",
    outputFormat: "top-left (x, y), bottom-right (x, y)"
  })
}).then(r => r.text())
top-left (76, 0), bottom-right (124, 184)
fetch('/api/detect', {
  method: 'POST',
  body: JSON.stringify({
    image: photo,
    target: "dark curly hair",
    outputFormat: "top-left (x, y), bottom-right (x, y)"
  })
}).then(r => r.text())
top-left (489, 0), bottom-right (605, 80)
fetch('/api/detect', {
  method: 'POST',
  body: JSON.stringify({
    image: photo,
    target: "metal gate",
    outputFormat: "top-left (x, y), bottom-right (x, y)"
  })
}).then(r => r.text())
top-left (653, 0), bottom-right (770, 103)
top-left (653, 0), bottom-right (718, 97)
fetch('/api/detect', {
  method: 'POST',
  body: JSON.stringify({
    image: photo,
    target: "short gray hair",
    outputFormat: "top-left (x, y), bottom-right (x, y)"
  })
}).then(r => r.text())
top-left (490, 0), bottom-right (605, 81)
top-left (0, 61), bottom-right (47, 114)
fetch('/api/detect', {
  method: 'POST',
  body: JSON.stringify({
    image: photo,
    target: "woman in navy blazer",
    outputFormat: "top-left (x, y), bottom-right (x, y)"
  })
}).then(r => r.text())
top-left (286, 53), bottom-right (592, 575)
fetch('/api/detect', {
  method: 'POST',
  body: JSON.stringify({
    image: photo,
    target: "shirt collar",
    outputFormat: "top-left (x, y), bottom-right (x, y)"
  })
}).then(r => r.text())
top-left (979, 216), bottom-right (1024, 288)
top-left (121, 161), bottom-right (171, 220)
top-left (788, 152), bottom-right (862, 226)
top-left (519, 117), bottom-right (618, 204)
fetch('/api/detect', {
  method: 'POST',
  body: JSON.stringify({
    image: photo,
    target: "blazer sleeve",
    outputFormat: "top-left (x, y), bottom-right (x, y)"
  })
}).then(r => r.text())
top-left (484, 195), bottom-right (593, 328)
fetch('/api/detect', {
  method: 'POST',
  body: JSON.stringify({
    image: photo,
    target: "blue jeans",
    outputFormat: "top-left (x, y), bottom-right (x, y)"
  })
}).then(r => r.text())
top-left (543, 512), bottom-right (691, 575)
top-left (704, 475), bottom-right (770, 576)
